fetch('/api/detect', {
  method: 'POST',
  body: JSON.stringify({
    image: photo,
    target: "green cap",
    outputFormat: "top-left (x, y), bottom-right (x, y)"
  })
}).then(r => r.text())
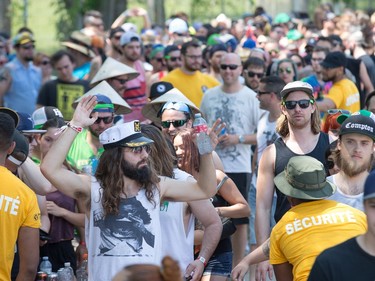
top-left (274, 156), bottom-right (336, 200)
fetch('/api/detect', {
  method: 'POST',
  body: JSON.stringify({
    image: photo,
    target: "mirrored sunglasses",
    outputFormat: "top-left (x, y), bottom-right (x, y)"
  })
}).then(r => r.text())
top-left (278, 67), bottom-right (292, 74)
top-left (327, 109), bottom-right (351, 115)
top-left (161, 119), bottom-right (188, 128)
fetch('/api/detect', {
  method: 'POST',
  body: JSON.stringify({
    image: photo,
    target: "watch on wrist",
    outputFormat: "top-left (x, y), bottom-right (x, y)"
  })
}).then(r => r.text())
top-left (238, 135), bottom-right (245, 144)
top-left (197, 256), bottom-right (207, 267)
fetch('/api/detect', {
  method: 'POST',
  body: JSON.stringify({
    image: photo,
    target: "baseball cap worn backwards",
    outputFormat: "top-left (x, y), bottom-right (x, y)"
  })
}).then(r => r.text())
top-left (339, 113), bottom-right (375, 140)
top-left (92, 95), bottom-right (114, 113)
top-left (280, 81), bottom-right (314, 99)
top-left (99, 120), bottom-right (154, 150)
top-left (274, 156), bottom-right (336, 200)
top-left (363, 171), bottom-right (375, 200)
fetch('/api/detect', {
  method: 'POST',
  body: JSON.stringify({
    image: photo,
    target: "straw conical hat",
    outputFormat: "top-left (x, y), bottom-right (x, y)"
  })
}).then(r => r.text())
top-left (141, 88), bottom-right (201, 127)
top-left (90, 57), bottom-right (139, 85)
top-left (72, 81), bottom-right (132, 115)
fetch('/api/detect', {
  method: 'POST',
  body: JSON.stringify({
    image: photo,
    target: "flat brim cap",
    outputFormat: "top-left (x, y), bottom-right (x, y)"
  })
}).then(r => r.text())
top-left (320, 51), bottom-right (346, 69)
top-left (141, 88), bottom-right (201, 127)
top-left (0, 107), bottom-right (19, 127)
top-left (274, 156), bottom-right (336, 200)
top-left (73, 81), bottom-right (132, 115)
top-left (149, 81), bottom-right (174, 100)
top-left (61, 42), bottom-right (96, 58)
top-left (99, 120), bottom-right (153, 149)
top-left (90, 57), bottom-right (139, 86)
top-left (339, 114), bottom-right (375, 140)
top-left (280, 81), bottom-right (314, 99)
top-left (16, 112), bottom-right (46, 133)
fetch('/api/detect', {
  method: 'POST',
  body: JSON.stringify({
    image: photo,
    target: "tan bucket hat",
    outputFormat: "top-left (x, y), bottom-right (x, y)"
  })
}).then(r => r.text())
top-left (141, 87), bottom-right (200, 127)
top-left (90, 57), bottom-right (140, 86)
top-left (72, 81), bottom-right (132, 115)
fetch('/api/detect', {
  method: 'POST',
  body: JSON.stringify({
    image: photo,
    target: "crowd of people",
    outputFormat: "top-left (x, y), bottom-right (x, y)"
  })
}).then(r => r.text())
top-left (1, 3), bottom-right (375, 281)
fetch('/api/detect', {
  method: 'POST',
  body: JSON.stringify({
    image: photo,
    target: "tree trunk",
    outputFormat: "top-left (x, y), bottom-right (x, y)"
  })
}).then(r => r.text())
top-left (0, 0), bottom-right (11, 35)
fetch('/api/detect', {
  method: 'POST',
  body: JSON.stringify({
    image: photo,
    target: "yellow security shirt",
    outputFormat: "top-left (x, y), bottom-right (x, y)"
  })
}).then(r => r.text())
top-left (162, 68), bottom-right (220, 107)
top-left (0, 166), bottom-right (41, 280)
top-left (270, 200), bottom-right (366, 281)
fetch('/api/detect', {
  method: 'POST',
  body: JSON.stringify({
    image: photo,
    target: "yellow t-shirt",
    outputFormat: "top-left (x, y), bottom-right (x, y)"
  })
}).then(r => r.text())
top-left (325, 78), bottom-right (360, 113)
top-left (0, 166), bottom-right (41, 280)
top-left (270, 200), bottom-right (366, 281)
top-left (162, 68), bottom-right (220, 107)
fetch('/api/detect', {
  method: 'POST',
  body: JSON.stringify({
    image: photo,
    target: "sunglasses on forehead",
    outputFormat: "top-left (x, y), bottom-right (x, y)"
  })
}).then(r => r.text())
top-left (282, 99), bottom-right (314, 110)
top-left (93, 116), bottom-right (114, 124)
top-left (327, 109), bottom-right (351, 115)
top-left (161, 119), bottom-right (188, 128)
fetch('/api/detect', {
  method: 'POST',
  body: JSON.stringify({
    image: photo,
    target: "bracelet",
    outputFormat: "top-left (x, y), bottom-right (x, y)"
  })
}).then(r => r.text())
top-left (80, 241), bottom-right (86, 246)
top-left (196, 256), bottom-right (207, 267)
top-left (67, 122), bottom-right (83, 133)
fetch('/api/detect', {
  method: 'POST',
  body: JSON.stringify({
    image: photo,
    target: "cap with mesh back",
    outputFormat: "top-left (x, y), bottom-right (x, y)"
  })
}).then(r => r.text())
top-left (32, 107), bottom-right (64, 129)
top-left (16, 112), bottom-right (46, 133)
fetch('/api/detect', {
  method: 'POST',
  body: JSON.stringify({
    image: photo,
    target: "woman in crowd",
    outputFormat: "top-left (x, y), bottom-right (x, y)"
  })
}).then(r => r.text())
top-left (173, 128), bottom-right (250, 281)
top-left (276, 58), bottom-right (297, 84)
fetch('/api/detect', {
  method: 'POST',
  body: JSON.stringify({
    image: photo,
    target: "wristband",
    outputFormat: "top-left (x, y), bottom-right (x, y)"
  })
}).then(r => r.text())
top-left (67, 122), bottom-right (83, 133)
top-left (197, 256), bottom-right (207, 267)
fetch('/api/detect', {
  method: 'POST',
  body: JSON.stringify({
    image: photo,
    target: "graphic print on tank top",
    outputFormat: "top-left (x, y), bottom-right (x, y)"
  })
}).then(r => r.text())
top-left (93, 196), bottom-right (155, 256)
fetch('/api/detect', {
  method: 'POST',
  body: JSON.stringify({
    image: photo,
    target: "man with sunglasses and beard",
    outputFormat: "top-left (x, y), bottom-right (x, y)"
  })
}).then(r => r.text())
top-left (40, 95), bottom-right (219, 280)
top-left (326, 112), bottom-right (375, 211)
top-left (67, 93), bottom-right (115, 173)
top-left (254, 81), bottom-right (330, 281)
top-left (201, 52), bottom-right (261, 268)
top-left (243, 57), bottom-right (266, 92)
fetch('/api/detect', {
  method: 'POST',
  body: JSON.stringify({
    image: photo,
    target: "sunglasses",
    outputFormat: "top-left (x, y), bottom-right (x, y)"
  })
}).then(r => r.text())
top-left (128, 145), bottom-right (151, 154)
top-left (41, 60), bottom-right (50, 65)
top-left (278, 67), bottom-right (292, 74)
top-left (93, 116), bottom-right (114, 124)
top-left (155, 58), bottom-right (164, 63)
top-left (257, 90), bottom-right (271, 95)
top-left (283, 99), bottom-right (313, 110)
top-left (220, 64), bottom-right (240, 70)
top-left (166, 56), bottom-right (181, 62)
top-left (327, 109), bottom-right (351, 115)
top-left (161, 119), bottom-right (188, 128)
top-left (246, 71), bottom-right (264, 78)
top-left (21, 44), bottom-right (35, 50)
top-left (112, 77), bottom-right (128, 85)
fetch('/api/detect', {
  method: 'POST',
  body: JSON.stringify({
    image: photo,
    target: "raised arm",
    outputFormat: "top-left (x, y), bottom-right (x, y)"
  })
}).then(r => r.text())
top-left (40, 96), bottom-right (98, 199)
top-left (160, 119), bottom-right (223, 201)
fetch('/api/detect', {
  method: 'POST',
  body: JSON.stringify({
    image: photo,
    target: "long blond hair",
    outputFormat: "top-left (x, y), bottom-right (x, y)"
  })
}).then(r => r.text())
top-left (276, 103), bottom-right (321, 138)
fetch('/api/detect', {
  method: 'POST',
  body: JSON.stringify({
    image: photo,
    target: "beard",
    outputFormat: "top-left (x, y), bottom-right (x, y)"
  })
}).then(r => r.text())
top-left (121, 158), bottom-right (152, 186)
top-left (338, 153), bottom-right (372, 177)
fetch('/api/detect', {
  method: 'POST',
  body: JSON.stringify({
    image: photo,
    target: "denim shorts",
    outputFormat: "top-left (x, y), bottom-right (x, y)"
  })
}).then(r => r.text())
top-left (202, 252), bottom-right (232, 277)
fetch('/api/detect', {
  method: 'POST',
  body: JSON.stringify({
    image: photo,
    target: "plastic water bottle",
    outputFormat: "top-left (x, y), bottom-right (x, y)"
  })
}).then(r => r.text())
top-left (39, 256), bottom-right (52, 274)
top-left (193, 113), bottom-right (213, 155)
top-left (76, 253), bottom-right (88, 281)
top-left (64, 262), bottom-right (74, 281)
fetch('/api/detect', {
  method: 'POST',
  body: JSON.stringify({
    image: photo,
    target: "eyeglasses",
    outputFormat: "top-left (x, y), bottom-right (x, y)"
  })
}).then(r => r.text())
top-left (127, 145), bottom-right (151, 154)
top-left (161, 119), bottom-right (188, 128)
top-left (165, 56), bottom-right (181, 62)
top-left (220, 64), bottom-right (240, 70)
top-left (278, 67), bottom-right (292, 74)
top-left (113, 35), bottom-right (122, 40)
top-left (21, 44), bottom-right (35, 50)
top-left (155, 58), bottom-right (163, 63)
top-left (185, 54), bottom-right (202, 60)
top-left (41, 60), bottom-right (50, 65)
top-left (93, 116), bottom-right (114, 124)
top-left (283, 99), bottom-right (313, 110)
top-left (327, 109), bottom-right (350, 115)
top-left (112, 77), bottom-right (128, 85)
top-left (246, 71), bottom-right (264, 78)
